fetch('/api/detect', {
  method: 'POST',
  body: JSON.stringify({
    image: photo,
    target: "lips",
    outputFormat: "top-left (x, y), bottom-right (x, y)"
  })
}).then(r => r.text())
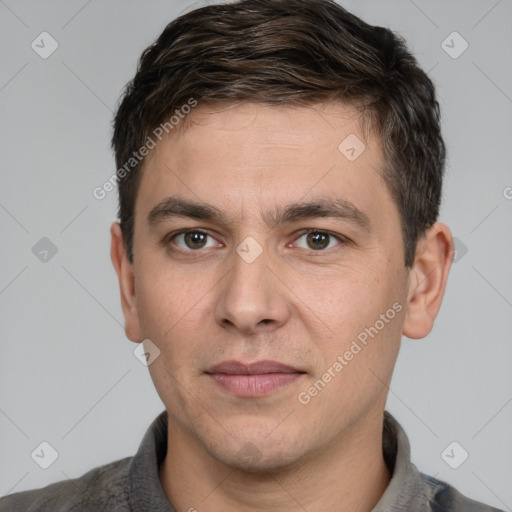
top-left (207, 360), bottom-right (302, 375)
top-left (206, 360), bottom-right (305, 397)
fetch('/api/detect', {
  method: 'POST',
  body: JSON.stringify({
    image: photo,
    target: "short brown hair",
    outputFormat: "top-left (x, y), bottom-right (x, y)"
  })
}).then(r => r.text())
top-left (112, 0), bottom-right (445, 267)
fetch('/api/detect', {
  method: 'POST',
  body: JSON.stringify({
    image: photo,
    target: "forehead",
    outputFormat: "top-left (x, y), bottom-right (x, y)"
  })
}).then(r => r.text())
top-left (136, 102), bottom-right (398, 236)
top-left (178, 101), bottom-right (371, 153)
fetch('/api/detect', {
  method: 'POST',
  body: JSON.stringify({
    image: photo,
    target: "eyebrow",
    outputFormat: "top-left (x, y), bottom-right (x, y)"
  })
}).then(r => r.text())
top-left (147, 196), bottom-right (371, 232)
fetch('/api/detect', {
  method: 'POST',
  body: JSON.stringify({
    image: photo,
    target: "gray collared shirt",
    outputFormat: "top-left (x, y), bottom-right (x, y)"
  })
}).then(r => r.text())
top-left (0, 410), bottom-right (503, 511)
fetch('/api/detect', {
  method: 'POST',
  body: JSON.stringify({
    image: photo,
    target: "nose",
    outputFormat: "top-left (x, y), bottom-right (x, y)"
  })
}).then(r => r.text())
top-left (213, 241), bottom-right (290, 335)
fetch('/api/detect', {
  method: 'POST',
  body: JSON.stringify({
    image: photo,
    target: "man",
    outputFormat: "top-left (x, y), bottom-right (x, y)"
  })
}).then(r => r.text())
top-left (0, 0), bottom-right (503, 510)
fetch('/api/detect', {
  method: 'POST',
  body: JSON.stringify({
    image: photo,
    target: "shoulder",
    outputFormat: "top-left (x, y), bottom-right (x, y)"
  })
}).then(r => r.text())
top-left (420, 472), bottom-right (505, 512)
top-left (0, 456), bottom-right (132, 512)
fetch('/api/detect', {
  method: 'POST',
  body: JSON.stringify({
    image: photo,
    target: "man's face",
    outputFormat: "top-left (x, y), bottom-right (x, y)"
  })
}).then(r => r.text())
top-left (128, 103), bottom-right (411, 470)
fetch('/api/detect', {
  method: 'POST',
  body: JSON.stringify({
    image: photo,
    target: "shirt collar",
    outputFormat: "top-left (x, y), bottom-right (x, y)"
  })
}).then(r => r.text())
top-left (373, 410), bottom-right (433, 510)
top-left (128, 410), bottom-right (176, 512)
top-left (127, 409), bottom-right (428, 511)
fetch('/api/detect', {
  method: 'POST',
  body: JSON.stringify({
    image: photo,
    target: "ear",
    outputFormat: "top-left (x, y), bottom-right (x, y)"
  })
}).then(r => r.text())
top-left (110, 222), bottom-right (142, 343)
top-left (402, 222), bottom-right (453, 339)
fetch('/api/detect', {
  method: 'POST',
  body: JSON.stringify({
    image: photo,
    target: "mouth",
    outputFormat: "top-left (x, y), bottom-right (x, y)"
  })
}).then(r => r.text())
top-left (205, 360), bottom-right (306, 398)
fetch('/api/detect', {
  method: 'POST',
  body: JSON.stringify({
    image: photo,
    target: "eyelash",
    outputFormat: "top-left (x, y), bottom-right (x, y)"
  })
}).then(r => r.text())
top-left (164, 228), bottom-right (348, 255)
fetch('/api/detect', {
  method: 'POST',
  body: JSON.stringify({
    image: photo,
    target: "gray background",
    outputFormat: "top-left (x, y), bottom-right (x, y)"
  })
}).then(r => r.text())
top-left (1, 0), bottom-right (511, 509)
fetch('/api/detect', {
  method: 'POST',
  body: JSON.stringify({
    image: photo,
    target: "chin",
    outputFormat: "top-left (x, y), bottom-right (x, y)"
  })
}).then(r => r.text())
top-left (217, 445), bottom-right (305, 475)
top-left (202, 423), bottom-right (309, 474)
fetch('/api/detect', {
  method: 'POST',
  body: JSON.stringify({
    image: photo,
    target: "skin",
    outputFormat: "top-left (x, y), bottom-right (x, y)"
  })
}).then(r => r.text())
top-left (111, 102), bottom-right (453, 512)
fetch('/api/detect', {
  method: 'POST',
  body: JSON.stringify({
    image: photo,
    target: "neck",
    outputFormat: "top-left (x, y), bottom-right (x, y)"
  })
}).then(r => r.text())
top-left (159, 408), bottom-right (391, 512)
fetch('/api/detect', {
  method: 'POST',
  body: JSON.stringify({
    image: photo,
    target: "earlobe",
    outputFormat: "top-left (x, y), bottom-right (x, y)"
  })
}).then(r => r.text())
top-left (110, 222), bottom-right (142, 343)
top-left (402, 222), bottom-right (453, 340)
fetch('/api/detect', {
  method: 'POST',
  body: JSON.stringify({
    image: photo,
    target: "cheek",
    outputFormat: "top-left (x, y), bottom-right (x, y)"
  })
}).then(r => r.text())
top-left (136, 270), bottom-right (206, 406)
top-left (290, 268), bottom-right (383, 335)
top-left (291, 265), bottom-right (405, 371)
top-left (134, 263), bottom-right (215, 358)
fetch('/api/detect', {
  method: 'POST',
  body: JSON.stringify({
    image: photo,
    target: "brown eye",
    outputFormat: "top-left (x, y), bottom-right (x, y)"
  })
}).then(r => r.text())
top-left (294, 230), bottom-right (344, 251)
top-left (170, 230), bottom-right (218, 251)
top-left (183, 231), bottom-right (208, 249)
top-left (306, 232), bottom-right (330, 250)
